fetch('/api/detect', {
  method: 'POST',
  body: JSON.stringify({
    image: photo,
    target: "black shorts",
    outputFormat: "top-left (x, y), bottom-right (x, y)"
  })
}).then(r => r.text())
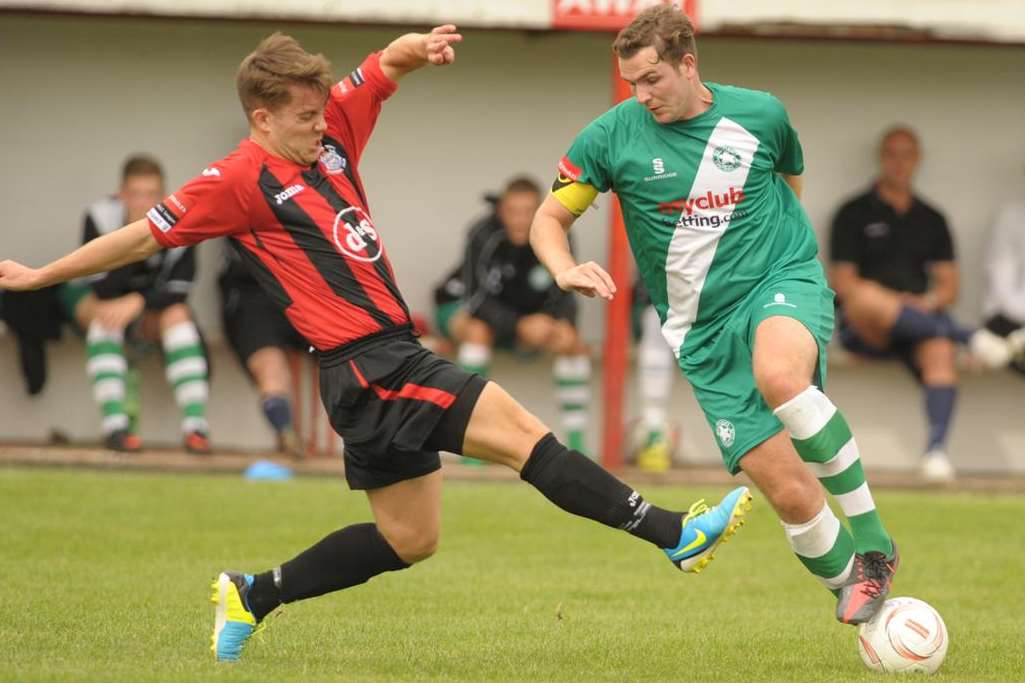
top-left (319, 330), bottom-right (486, 490)
top-left (473, 297), bottom-right (578, 347)
top-left (221, 284), bottom-right (307, 369)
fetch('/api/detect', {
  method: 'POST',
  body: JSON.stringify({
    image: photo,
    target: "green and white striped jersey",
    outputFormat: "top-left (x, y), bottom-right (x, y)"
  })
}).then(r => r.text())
top-left (558, 83), bottom-right (820, 357)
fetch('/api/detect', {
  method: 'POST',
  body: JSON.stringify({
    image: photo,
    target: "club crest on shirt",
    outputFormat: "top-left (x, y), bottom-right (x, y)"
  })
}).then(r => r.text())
top-left (319, 144), bottom-right (347, 175)
top-left (712, 145), bottom-right (742, 172)
top-left (332, 206), bottom-right (381, 263)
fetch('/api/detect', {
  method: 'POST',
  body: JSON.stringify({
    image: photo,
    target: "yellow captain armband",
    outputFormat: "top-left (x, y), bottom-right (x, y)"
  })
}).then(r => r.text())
top-left (551, 174), bottom-right (599, 218)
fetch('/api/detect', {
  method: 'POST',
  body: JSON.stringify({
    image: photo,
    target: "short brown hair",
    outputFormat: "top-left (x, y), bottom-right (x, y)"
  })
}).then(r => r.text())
top-left (612, 4), bottom-right (696, 65)
top-left (121, 154), bottom-right (164, 184)
top-left (236, 33), bottom-right (334, 120)
top-left (502, 176), bottom-right (541, 198)
top-left (879, 124), bottom-right (921, 151)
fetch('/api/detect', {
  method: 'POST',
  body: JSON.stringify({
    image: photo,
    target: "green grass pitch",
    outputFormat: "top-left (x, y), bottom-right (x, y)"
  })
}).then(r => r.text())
top-left (1, 468), bottom-right (1023, 681)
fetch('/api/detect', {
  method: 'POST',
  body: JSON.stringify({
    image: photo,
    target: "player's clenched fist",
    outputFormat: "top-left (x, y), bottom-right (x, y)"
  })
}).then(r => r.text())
top-left (0, 260), bottom-right (42, 291)
top-left (425, 25), bottom-right (462, 65)
top-left (555, 261), bottom-right (617, 300)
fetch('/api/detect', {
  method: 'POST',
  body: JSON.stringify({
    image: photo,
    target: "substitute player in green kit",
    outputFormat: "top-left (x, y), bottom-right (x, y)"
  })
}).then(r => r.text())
top-left (530, 5), bottom-right (897, 625)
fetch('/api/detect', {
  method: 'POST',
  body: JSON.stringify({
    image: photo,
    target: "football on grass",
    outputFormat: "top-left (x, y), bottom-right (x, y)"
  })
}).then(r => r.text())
top-left (857, 597), bottom-right (948, 674)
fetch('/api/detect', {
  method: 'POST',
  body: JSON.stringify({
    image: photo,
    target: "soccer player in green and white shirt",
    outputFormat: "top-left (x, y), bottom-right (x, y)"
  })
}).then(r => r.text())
top-left (530, 5), bottom-right (897, 626)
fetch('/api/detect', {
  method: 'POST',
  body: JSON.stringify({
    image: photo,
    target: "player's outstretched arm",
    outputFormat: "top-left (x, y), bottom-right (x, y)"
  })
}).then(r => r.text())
top-left (530, 194), bottom-right (616, 301)
top-left (379, 24), bottom-right (462, 81)
top-left (0, 219), bottom-right (161, 292)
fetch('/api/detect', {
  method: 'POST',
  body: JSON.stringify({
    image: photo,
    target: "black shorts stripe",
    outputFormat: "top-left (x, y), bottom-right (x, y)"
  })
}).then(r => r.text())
top-left (259, 166), bottom-right (394, 330)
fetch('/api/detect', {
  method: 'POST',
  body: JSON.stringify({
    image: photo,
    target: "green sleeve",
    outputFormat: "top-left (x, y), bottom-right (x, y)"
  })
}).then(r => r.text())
top-left (562, 119), bottom-right (613, 193)
top-left (769, 95), bottom-right (804, 176)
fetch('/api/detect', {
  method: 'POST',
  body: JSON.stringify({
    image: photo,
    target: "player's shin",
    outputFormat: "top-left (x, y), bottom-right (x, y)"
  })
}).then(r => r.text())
top-left (783, 501), bottom-right (855, 594)
top-left (161, 321), bottom-right (210, 436)
top-left (246, 523), bottom-right (410, 621)
top-left (519, 432), bottom-right (682, 548)
top-left (85, 321), bottom-right (130, 436)
top-left (774, 386), bottom-right (893, 555)
top-left (553, 355), bottom-right (591, 453)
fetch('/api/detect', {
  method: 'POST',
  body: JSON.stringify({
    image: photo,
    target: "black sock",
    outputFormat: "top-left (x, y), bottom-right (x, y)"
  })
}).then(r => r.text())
top-left (248, 570), bottom-right (281, 622)
top-left (519, 433), bottom-right (682, 548)
top-left (261, 394), bottom-right (292, 433)
top-left (246, 523), bottom-right (409, 621)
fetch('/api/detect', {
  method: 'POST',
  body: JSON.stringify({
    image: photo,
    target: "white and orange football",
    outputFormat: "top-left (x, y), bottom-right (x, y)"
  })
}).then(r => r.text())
top-left (857, 597), bottom-right (949, 674)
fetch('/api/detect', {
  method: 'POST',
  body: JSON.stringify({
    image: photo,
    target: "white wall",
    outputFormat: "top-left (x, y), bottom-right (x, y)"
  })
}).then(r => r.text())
top-left (1, 14), bottom-right (1024, 450)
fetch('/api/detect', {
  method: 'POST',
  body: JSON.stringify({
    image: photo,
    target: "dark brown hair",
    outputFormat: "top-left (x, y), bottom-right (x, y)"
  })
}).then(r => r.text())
top-left (502, 176), bottom-right (541, 198)
top-left (879, 124), bottom-right (921, 151)
top-left (236, 33), bottom-right (334, 120)
top-left (612, 4), bottom-right (696, 65)
top-left (120, 154), bottom-right (164, 183)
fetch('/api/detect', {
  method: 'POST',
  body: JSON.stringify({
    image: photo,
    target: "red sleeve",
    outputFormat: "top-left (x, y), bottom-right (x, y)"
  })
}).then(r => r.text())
top-left (147, 155), bottom-right (254, 248)
top-left (323, 51), bottom-right (398, 166)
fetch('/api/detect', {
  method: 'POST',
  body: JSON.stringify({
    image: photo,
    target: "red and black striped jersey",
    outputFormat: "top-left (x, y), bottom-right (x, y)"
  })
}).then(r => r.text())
top-left (147, 52), bottom-right (410, 352)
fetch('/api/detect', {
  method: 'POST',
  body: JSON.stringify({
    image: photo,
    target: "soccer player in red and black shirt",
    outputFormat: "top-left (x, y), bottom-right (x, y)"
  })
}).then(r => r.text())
top-left (0, 27), bottom-right (751, 663)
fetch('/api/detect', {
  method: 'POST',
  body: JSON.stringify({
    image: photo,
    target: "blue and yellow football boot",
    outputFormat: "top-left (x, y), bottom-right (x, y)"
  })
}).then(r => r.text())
top-left (210, 571), bottom-right (261, 662)
top-left (664, 486), bottom-right (753, 573)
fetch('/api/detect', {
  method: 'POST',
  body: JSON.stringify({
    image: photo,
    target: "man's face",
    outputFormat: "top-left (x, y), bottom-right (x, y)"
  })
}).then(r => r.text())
top-left (497, 190), bottom-right (541, 246)
top-left (263, 84), bottom-right (329, 166)
top-left (879, 131), bottom-right (920, 189)
top-left (119, 174), bottom-right (164, 223)
top-left (618, 46), bottom-right (694, 124)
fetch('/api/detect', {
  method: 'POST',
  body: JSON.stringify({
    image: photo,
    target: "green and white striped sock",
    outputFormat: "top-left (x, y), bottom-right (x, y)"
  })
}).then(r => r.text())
top-left (162, 321), bottom-right (209, 435)
top-left (457, 342), bottom-right (491, 378)
top-left (782, 501), bottom-right (855, 593)
top-left (554, 354), bottom-right (590, 454)
top-left (86, 322), bottom-right (129, 435)
top-left (775, 386), bottom-right (893, 556)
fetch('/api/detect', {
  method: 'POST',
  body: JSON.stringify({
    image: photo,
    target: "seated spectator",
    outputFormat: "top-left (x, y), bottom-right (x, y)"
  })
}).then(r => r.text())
top-left (60, 155), bottom-right (211, 454)
top-left (219, 242), bottom-right (308, 455)
top-left (983, 169), bottom-right (1025, 377)
top-left (828, 126), bottom-right (1016, 482)
top-left (434, 176), bottom-right (591, 454)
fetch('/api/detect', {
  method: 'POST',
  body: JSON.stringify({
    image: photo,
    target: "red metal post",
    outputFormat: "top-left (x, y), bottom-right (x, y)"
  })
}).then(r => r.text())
top-left (601, 57), bottom-right (635, 471)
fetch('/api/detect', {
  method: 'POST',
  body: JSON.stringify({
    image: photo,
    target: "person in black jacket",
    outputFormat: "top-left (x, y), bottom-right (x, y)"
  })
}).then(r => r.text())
top-left (61, 155), bottom-right (211, 453)
top-left (219, 243), bottom-right (307, 455)
top-left (435, 177), bottom-right (591, 453)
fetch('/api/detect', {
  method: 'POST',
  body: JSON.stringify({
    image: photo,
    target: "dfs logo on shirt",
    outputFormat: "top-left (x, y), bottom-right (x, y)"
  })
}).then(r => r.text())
top-left (332, 206), bottom-right (381, 262)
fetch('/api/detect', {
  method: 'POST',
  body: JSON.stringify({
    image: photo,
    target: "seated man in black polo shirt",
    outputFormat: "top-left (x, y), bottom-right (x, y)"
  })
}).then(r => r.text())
top-left (829, 126), bottom-right (1019, 482)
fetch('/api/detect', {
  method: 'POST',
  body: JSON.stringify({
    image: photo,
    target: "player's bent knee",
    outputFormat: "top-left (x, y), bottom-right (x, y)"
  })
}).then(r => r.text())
top-left (462, 318), bottom-right (495, 346)
top-left (379, 526), bottom-right (439, 564)
top-left (518, 317), bottom-right (555, 348)
top-left (756, 369), bottom-right (809, 409)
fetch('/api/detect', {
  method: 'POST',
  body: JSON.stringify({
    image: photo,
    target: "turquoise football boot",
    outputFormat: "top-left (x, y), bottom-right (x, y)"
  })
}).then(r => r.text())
top-left (664, 486), bottom-right (753, 573)
top-left (210, 571), bottom-right (262, 662)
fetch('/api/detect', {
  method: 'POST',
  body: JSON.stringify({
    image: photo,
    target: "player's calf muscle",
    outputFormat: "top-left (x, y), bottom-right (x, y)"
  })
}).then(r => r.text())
top-left (461, 383), bottom-right (548, 469)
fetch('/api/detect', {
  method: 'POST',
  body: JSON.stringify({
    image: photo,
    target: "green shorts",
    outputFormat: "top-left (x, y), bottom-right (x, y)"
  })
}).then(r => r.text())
top-left (678, 274), bottom-right (835, 474)
top-left (57, 281), bottom-right (91, 321)
top-left (434, 300), bottom-right (463, 340)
